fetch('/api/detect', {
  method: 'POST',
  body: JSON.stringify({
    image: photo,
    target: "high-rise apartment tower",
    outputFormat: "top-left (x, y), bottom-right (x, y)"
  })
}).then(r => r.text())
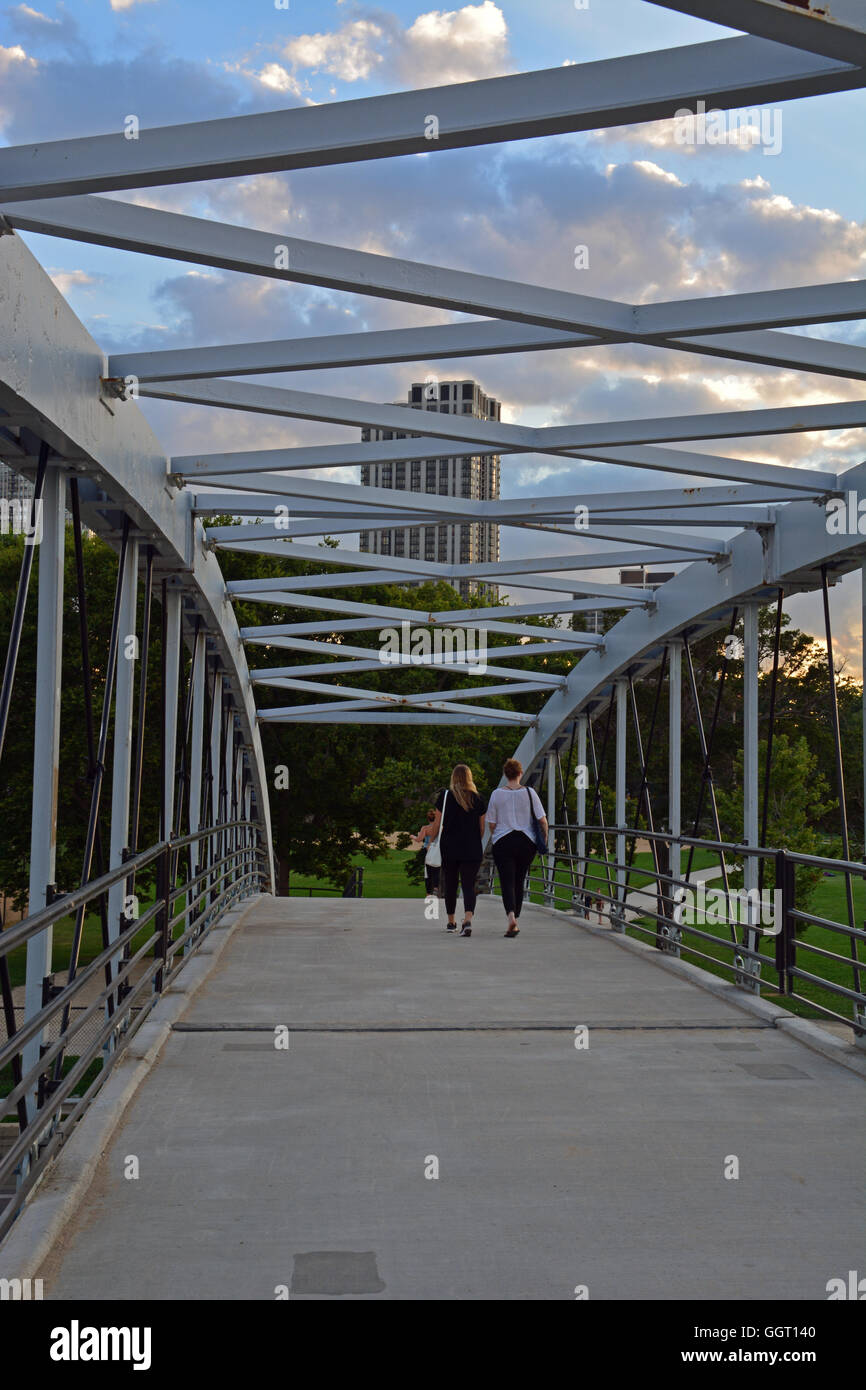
top-left (358, 380), bottom-right (501, 600)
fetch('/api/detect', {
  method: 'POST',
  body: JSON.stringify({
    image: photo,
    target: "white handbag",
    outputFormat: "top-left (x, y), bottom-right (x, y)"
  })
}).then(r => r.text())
top-left (425, 790), bottom-right (447, 868)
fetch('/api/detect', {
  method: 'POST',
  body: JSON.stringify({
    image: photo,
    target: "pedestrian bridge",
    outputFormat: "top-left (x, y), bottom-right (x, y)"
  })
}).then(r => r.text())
top-left (1, 0), bottom-right (866, 1298)
top-left (3, 894), bottom-right (862, 1301)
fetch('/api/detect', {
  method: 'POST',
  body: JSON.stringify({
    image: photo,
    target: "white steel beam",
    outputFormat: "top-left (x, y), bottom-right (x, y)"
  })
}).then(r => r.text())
top-left (651, 0), bottom-right (866, 67)
top-left (260, 698), bottom-right (533, 722)
top-left (4, 196), bottom-right (863, 345)
top-left (236, 614), bottom-right (598, 644)
top-left (220, 539), bottom-right (679, 590)
top-left (258, 677), bottom-right (545, 705)
top-left (111, 321), bottom-right (866, 384)
top-left (250, 661), bottom-right (566, 688)
top-left (255, 712), bottom-right (533, 725)
top-left (106, 538), bottom-right (140, 959)
top-left (241, 634), bottom-right (590, 662)
top-left (0, 36), bottom-right (857, 201)
top-left (22, 466), bottom-right (66, 1117)
top-left (147, 378), bottom-right (865, 472)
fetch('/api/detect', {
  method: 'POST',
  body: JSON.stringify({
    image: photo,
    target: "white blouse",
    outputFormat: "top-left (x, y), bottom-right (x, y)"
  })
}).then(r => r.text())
top-left (487, 785), bottom-right (546, 844)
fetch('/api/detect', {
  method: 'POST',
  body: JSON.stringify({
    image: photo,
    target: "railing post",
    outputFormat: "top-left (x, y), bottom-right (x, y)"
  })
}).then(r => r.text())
top-left (573, 714), bottom-right (587, 911)
top-left (659, 838), bottom-right (682, 957)
top-left (611, 679), bottom-right (627, 932)
top-left (774, 849), bottom-right (795, 997)
top-left (545, 750), bottom-right (556, 905)
top-left (154, 844), bottom-right (171, 995)
top-left (738, 605), bottom-right (762, 994)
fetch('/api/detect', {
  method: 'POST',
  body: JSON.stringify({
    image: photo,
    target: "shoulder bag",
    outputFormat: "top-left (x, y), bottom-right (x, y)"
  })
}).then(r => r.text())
top-left (525, 787), bottom-right (548, 857)
top-left (425, 790), bottom-right (448, 868)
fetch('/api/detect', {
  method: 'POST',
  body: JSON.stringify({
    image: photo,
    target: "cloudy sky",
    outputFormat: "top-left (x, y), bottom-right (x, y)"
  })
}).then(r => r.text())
top-left (1, 0), bottom-right (864, 667)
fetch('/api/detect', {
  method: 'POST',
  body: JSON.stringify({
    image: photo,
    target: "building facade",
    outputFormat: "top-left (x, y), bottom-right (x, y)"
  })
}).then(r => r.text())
top-left (0, 462), bottom-right (33, 506)
top-left (358, 380), bottom-right (501, 600)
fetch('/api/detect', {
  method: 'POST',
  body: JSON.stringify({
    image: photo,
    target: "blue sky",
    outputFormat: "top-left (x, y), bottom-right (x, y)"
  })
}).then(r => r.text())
top-left (1, 0), bottom-right (864, 662)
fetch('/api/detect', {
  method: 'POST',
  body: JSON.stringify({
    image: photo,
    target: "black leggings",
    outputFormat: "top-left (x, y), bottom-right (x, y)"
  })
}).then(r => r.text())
top-left (492, 831), bottom-right (537, 918)
top-left (441, 858), bottom-right (481, 916)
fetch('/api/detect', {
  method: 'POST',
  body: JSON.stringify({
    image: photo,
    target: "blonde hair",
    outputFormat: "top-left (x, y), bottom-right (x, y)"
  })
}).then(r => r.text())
top-left (449, 763), bottom-right (478, 812)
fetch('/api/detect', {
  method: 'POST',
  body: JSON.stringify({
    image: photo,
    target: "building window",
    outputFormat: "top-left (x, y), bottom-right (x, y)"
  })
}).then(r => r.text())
top-left (462, 383), bottom-right (473, 400)
top-left (382, 466), bottom-right (392, 488)
top-left (411, 386), bottom-right (422, 403)
top-left (394, 533), bottom-right (405, 556)
top-left (395, 463), bottom-right (405, 488)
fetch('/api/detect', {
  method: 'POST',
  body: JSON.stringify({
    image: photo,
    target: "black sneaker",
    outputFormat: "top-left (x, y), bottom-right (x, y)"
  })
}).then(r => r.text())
top-left (459, 923), bottom-right (472, 937)
top-left (446, 921), bottom-right (458, 932)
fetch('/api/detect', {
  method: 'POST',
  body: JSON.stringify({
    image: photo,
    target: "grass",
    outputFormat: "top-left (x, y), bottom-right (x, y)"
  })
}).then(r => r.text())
top-left (286, 849), bottom-right (427, 899)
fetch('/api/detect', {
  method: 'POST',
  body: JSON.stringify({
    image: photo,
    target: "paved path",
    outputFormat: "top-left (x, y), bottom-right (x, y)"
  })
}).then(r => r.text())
top-left (34, 896), bottom-right (866, 1300)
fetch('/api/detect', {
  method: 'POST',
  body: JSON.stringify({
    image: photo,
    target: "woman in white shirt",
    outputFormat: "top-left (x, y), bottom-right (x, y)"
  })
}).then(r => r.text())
top-left (486, 758), bottom-right (548, 937)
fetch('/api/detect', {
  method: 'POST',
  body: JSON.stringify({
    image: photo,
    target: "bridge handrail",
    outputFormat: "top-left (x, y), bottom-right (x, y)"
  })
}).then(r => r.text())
top-left (0, 820), bottom-right (269, 1239)
top-left (512, 823), bottom-right (866, 1038)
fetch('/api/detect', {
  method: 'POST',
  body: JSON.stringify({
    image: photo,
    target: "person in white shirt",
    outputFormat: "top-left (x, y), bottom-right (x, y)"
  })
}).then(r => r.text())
top-left (486, 758), bottom-right (548, 937)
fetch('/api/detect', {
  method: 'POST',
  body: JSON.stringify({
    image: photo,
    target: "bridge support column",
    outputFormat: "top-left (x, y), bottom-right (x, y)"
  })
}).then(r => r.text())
top-left (666, 640), bottom-right (683, 956)
top-left (210, 673), bottom-right (223, 910)
top-left (107, 537), bottom-right (140, 1003)
top-left (22, 465), bottom-right (66, 1120)
top-left (225, 705), bottom-right (236, 896)
top-left (739, 603), bottom-right (761, 994)
top-left (863, 559), bottom-right (866, 864)
top-left (575, 714), bottom-right (587, 912)
top-left (186, 626), bottom-right (206, 947)
top-left (613, 679), bottom-right (627, 931)
top-left (545, 750), bottom-right (556, 905)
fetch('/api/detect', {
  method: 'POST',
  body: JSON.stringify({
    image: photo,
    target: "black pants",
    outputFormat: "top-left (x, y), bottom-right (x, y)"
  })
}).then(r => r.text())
top-left (424, 865), bottom-right (440, 895)
top-left (441, 858), bottom-right (481, 916)
top-left (492, 831), bottom-right (537, 918)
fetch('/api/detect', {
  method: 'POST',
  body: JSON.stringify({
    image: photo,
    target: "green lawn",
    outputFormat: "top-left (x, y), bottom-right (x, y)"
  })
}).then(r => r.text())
top-left (287, 849), bottom-right (427, 899)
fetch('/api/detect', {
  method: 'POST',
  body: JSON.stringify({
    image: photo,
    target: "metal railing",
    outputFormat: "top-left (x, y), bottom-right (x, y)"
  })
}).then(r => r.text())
top-left (0, 819), bottom-right (267, 1238)
top-left (284, 867), bottom-right (364, 898)
top-left (513, 824), bottom-right (866, 1039)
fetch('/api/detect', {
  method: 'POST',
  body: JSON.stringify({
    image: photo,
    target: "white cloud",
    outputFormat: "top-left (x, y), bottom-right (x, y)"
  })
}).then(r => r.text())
top-left (110, 0), bottom-right (159, 10)
top-left (283, 19), bottom-right (387, 84)
top-left (0, 43), bottom-right (37, 71)
top-left (48, 268), bottom-right (99, 295)
top-left (281, 3), bottom-right (510, 89)
top-left (13, 5), bottom-right (58, 25)
top-left (402, 1), bottom-right (508, 85)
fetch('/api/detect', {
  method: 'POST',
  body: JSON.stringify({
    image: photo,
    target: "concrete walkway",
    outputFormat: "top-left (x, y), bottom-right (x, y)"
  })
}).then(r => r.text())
top-left (27, 896), bottom-right (866, 1300)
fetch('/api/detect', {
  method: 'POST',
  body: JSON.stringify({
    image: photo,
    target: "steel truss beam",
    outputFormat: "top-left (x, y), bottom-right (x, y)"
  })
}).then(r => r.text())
top-left (147, 378), bottom-right (866, 459)
top-left (653, 0), bottom-right (866, 67)
top-left (174, 434), bottom-right (835, 492)
top-left (218, 538), bottom-right (682, 591)
top-left (0, 36), bottom-right (858, 202)
top-left (3, 195), bottom-right (863, 356)
top-left (111, 320), bottom-right (866, 385)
